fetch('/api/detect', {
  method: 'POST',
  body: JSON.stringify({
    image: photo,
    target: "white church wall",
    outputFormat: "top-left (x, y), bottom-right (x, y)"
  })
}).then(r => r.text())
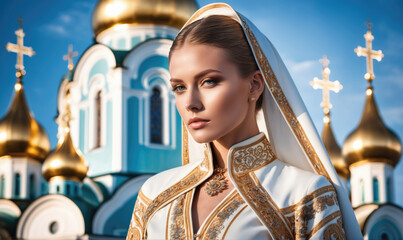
top-left (96, 25), bottom-right (178, 51)
top-left (17, 195), bottom-right (87, 240)
top-left (350, 162), bottom-right (394, 207)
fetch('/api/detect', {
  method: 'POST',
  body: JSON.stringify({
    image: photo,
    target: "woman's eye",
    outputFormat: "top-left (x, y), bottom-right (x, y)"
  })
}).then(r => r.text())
top-left (172, 85), bottom-right (186, 93)
top-left (201, 78), bottom-right (218, 87)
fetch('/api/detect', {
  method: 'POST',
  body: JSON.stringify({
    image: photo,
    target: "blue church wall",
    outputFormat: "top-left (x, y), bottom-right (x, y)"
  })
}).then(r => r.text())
top-left (81, 59), bottom-right (110, 101)
top-left (86, 100), bottom-right (113, 175)
top-left (102, 193), bottom-right (138, 237)
top-left (131, 55), bottom-right (168, 90)
top-left (127, 93), bottom-right (182, 173)
top-left (78, 101), bottom-right (113, 176)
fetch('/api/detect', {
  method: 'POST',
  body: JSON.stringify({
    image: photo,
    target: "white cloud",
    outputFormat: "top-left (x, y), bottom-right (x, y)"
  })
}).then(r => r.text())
top-left (43, 24), bottom-right (68, 36)
top-left (40, 1), bottom-right (95, 40)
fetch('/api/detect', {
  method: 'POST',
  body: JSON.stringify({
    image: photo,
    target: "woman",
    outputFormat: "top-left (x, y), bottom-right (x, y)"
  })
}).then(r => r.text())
top-left (126, 3), bottom-right (362, 240)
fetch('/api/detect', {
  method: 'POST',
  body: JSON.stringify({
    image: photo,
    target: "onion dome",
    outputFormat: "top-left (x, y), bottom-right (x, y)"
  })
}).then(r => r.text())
top-left (42, 130), bottom-right (88, 182)
top-left (92, 0), bottom-right (198, 36)
top-left (342, 87), bottom-right (402, 167)
top-left (322, 114), bottom-right (350, 178)
top-left (0, 81), bottom-right (50, 161)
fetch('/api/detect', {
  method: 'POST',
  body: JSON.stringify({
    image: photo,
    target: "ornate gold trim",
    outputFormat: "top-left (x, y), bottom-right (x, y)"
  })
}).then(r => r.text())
top-left (281, 185), bottom-right (335, 215)
top-left (141, 150), bottom-right (212, 238)
top-left (182, 122), bottom-right (190, 165)
top-left (240, 17), bottom-right (331, 182)
top-left (222, 205), bottom-right (248, 239)
top-left (138, 189), bottom-right (151, 206)
top-left (231, 135), bottom-right (276, 175)
top-left (307, 210), bottom-right (343, 239)
top-left (230, 170), bottom-right (293, 239)
top-left (198, 190), bottom-right (245, 239)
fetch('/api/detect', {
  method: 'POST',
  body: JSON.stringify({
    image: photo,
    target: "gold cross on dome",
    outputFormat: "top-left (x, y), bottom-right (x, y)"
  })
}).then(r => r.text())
top-left (354, 19), bottom-right (383, 82)
top-left (5, 18), bottom-right (35, 77)
top-left (310, 55), bottom-right (343, 117)
top-left (63, 44), bottom-right (78, 71)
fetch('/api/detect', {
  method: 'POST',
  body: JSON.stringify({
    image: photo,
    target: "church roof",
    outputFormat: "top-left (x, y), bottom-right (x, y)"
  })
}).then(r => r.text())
top-left (0, 80), bottom-right (50, 162)
top-left (92, 0), bottom-right (199, 36)
top-left (342, 86), bottom-right (401, 167)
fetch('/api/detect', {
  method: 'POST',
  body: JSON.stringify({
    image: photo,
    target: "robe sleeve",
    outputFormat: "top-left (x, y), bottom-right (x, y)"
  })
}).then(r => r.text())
top-left (286, 176), bottom-right (347, 240)
top-left (126, 188), bottom-right (151, 240)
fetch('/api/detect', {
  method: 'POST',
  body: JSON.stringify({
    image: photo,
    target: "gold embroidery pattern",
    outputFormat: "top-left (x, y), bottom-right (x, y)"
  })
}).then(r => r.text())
top-left (231, 171), bottom-right (294, 239)
top-left (141, 152), bottom-right (211, 238)
top-left (182, 122), bottom-right (189, 165)
top-left (126, 194), bottom-right (148, 240)
top-left (169, 195), bottom-right (187, 240)
top-left (200, 192), bottom-right (245, 240)
top-left (308, 211), bottom-right (344, 239)
top-left (232, 136), bottom-right (275, 175)
top-left (323, 220), bottom-right (346, 240)
top-left (281, 185), bottom-right (335, 215)
top-left (280, 186), bottom-right (343, 240)
top-left (240, 17), bottom-right (331, 182)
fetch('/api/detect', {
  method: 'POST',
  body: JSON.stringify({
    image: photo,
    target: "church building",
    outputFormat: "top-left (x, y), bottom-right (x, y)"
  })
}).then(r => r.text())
top-left (0, 0), bottom-right (198, 239)
top-left (0, 1), bottom-right (402, 240)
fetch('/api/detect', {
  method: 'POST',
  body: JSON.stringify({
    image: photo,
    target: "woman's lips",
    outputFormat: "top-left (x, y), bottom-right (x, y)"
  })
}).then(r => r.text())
top-left (188, 118), bottom-right (210, 130)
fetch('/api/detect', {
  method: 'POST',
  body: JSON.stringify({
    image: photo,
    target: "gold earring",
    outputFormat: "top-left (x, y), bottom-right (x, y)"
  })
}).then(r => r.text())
top-left (250, 97), bottom-right (255, 102)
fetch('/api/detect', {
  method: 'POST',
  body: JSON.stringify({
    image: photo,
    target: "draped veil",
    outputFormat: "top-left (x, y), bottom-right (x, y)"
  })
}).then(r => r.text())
top-left (179, 3), bottom-right (362, 239)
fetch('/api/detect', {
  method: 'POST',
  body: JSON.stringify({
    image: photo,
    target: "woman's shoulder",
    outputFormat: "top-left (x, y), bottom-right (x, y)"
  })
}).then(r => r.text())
top-left (255, 159), bottom-right (335, 208)
top-left (139, 161), bottom-right (201, 200)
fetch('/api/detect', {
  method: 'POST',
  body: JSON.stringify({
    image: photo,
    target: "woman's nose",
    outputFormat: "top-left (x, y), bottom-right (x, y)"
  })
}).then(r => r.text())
top-left (185, 91), bottom-right (203, 112)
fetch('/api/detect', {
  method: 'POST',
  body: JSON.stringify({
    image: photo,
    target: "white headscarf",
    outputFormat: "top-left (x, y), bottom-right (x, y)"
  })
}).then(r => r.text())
top-left (179, 3), bottom-right (362, 239)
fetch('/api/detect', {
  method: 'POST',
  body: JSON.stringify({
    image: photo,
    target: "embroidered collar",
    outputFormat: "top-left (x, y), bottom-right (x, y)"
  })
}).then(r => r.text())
top-left (227, 133), bottom-right (277, 176)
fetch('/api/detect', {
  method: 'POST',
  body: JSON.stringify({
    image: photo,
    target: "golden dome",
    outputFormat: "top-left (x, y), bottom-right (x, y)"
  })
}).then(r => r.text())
top-left (342, 87), bottom-right (402, 167)
top-left (42, 130), bottom-right (88, 182)
top-left (92, 0), bottom-right (198, 36)
top-left (322, 115), bottom-right (350, 178)
top-left (0, 81), bottom-right (50, 161)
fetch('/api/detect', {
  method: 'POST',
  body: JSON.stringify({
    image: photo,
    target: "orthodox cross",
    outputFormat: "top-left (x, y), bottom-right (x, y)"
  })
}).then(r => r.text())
top-left (63, 44), bottom-right (78, 71)
top-left (354, 19), bottom-right (383, 83)
top-left (5, 17), bottom-right (35, 77)
top-left (310, 55), bottom-right (343, 121)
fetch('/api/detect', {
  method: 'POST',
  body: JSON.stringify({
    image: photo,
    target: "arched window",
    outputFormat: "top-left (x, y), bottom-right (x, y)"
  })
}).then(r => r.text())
top-left (95, 90), bottom-right (102, 148)
top-left (373, 178), bottom-right (379, 203)
top-left (386, 177), bottom-right (392, 202)
top-left (56, 185), bottom-right (60, 193)
top-left (360, 179), bottom-right (365, 204)
top-left (150, 87), bottom-right (163, 144)
top-left (0, 175), bottom-right (5, 198)
top-left (29, 174), bottom-right (35, 199)
top-left (15, 173), bottom-right (21, 197)
top-left (66, 184), bottom-right (70, 196)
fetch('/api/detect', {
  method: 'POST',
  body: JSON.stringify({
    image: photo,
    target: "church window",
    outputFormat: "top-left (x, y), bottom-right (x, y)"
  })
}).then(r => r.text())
top-left (56, 185), bottom-right (60, 193)
top-left (386, 177), bottom-right (392, 202)
top-left (29, 174), bottom-right (35, 199)
top-left (150, 87), bottom-right (163, 144)
top-left (66, 184), bottom-right (70, 195)
top-left (0, 175), bottom-right (5, 198)
top-left (360, 179), bottom-right (365, 203)
top-left (15, 173), bottom-right (21, 197)
top-left (95, 90), bottom-right (102, 148)
top-left (373, 177), bottom-right (379, 202)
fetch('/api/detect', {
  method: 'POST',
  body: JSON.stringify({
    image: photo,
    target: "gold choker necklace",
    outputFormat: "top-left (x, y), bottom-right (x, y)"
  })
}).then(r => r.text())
top-left (204, 167), bottom-right (228, 196)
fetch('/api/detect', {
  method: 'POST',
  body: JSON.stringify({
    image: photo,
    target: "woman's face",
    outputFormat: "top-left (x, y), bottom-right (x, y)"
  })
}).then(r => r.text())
top-left (169, 44), bottom-right (257, 144)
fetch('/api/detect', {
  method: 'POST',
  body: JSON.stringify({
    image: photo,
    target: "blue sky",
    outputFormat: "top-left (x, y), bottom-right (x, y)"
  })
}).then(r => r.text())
top-left (1, 0), bottom-right (402, 206)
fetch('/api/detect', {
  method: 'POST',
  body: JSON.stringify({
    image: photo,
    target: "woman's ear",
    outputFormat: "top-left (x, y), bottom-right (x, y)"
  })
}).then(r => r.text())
top-left (250, 70), bottom-right (264, 98)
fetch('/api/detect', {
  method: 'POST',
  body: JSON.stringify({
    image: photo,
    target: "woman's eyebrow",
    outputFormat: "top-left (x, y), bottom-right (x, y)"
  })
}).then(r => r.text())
top-left (194, 69), bottom-right (221, 80)
top-left (170, 69), bottom-right (222, 83)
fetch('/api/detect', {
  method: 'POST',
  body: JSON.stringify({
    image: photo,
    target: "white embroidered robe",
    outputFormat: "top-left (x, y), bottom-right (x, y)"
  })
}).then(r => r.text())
top-left (126, 134), bottom-right (346, 240)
